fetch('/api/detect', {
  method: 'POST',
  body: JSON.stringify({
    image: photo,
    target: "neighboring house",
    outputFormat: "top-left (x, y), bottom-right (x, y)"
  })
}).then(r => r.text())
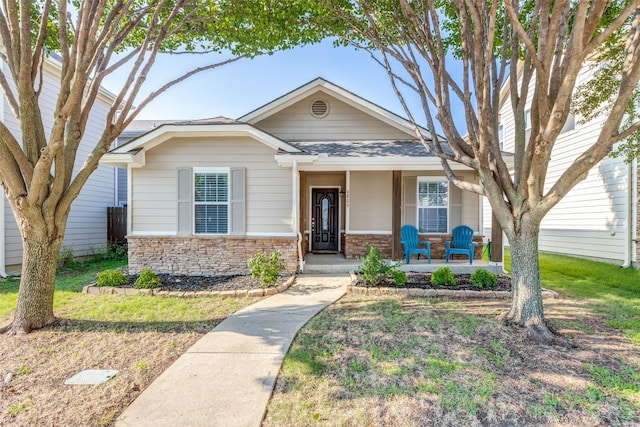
top-left (484, 66), bottom-right (639, 268)
top-left (1, 57), bottom-right (116, 276)
top-left (102, 78), bottom-right (489, 275)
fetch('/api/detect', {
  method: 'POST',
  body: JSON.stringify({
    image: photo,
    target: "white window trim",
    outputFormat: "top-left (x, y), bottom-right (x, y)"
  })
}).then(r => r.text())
top-left (417, 177), bottom-right (449, 234)
top-left (498, 123), bottom-right (504, 149)
top-left (525, 109), bottom-right (531, 131)
top-left (193, 167), bottom-right (230, 235)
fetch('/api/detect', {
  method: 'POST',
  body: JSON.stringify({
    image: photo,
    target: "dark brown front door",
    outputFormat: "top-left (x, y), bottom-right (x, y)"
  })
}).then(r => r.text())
top-left (311, 188), bottom-right (339, 252)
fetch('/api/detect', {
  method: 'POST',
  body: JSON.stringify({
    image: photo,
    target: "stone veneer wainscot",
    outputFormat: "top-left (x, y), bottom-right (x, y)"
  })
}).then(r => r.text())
top-left (343, 233), bottom-right (484, 261)
top-left (127, 236), bottom-right (298, 276)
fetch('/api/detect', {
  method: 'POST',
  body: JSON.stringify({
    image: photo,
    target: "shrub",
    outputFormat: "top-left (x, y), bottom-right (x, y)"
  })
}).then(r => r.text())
top-left (470, 269), bottom-right (497, 288)
top-left (134, 268), bottom-right (162, 289)
top-left (431, 266), bottom-right (457, 286)
top-left (390, 269), bottom-right (408, 287)
top-left (248, 251), bottom-right (284, 288)
top-left (96, 269), bottom-right (128, 287)
top-left (357, 245), bottom-right (406, 286)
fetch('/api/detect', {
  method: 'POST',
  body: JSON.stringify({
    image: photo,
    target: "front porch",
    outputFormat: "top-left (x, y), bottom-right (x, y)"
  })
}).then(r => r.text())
top-left (302, 253), bottom-right (498, 275)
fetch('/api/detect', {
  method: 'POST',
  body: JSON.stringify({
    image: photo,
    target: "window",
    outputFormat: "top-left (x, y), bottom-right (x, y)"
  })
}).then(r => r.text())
top-left (524, 109), bottom-right (531, 131)
top-left (417, 179), bottom-right (448, 233)
top-left (193, 169), bottom-right (229, 234)
top-left (498, 123), bottom-right (504, 149)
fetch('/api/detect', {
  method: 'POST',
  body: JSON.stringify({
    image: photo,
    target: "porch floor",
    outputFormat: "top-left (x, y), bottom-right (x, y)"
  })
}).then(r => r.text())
top-left (302, 253), bottom-right (498, 274)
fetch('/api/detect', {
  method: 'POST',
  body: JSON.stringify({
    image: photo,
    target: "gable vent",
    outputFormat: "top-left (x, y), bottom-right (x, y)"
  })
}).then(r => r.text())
top-left (310, 99), bottom-right (329, 118)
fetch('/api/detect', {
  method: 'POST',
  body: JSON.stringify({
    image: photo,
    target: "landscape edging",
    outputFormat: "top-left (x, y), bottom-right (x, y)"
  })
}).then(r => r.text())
top-left (82, 276), bottom-right (296, 298)
top-left (347, 271), bottom-right (559, 299)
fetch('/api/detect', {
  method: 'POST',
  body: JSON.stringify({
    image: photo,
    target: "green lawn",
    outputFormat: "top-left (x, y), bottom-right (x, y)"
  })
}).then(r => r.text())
top-left (0, 257), bottom-right (256, 331)
top-left (504, 250), bottom-right (640, 342)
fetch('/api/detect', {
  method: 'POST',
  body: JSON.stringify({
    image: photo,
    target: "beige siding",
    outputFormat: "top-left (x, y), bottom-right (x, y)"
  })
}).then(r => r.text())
top-left (493, 66), bottom-right (631, 263)
top-left (254, 93), bottom-right (413, 141)
top-left (402, 172), bottom-right (480, 232)
top-left (3, 63), bottom-right (115, 269)
top-left (131, 137), bottom-right (293, 235)
top-left (349, 171), bottom-right (393, 231)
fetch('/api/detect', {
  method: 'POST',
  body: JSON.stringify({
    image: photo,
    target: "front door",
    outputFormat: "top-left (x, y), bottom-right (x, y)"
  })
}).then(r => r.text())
top-left (311, 188), bottom-right (339, 252)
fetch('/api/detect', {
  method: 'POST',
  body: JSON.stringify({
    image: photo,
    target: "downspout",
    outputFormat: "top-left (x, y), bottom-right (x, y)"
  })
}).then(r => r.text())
top-left (621, 158), bottom-right (636, 268)
top-left (293, 160), bottom-right (304, 272)
top-left (0, 191), bottom-right (6, 277)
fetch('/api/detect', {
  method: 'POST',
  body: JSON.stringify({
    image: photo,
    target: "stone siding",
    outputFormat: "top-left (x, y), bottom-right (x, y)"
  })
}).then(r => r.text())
top-left (344, 234), bottom-right (393, 258)
top-left (343, 233), bottom-right (484, 261)
top-left (127, 236), bottom-right (298, 275)
top-left (422, 234), bottom-right (484, 261)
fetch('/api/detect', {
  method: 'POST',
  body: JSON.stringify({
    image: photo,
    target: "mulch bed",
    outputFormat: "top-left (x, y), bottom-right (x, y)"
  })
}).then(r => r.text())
top-left (122, 274), bottom-right (292, 292)
top-left (355, 272), bottom-right (512, 291)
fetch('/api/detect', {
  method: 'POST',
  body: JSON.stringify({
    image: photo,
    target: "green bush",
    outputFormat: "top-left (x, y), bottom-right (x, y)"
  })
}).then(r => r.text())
top-left (470, 269), bottom-right (497, 288)
top-left (431, 266), bottom-right (457, 286)
top-left (248, 251), bottom-right (284, 288)
top-left (134, 268), bottom-right (162, 289)
top-left (357, 245), bottom-right (406, 286)
top-left (96, 269), bottom-right (128, 287)
top-left (390, 269), bottom-right (408, 287)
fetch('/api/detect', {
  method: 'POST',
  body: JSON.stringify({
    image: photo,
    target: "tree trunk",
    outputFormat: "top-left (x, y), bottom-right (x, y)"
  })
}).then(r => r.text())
top-left (5, 232), bottom-right (62, 335)
top-left (503, 224), bottom-right (555, 341)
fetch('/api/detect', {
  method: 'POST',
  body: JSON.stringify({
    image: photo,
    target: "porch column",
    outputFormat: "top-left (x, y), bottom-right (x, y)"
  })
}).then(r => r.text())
top-left (491, 212), bottom-right (504, 273)
top-left (392, 170), bottom-right (402, 260)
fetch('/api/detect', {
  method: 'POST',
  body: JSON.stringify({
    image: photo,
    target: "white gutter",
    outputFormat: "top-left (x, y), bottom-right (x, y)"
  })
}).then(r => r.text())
top-left (292, 160), bottom-right (304, 272)
top-left (0, 192), bottom-right (6, 277)
top-left (622, 159), bottom-right (636, 268)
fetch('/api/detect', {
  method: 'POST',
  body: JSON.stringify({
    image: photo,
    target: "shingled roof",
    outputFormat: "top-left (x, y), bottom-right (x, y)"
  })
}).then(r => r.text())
top-left (285, 140), bottom-right (453, 157)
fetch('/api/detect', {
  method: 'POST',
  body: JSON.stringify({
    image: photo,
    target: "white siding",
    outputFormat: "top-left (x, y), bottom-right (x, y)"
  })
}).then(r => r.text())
top-left (131, 137), bottom-right (293, 235)
top-left (490, 66), bottom-right (631, 263)
top-left (2, 62), bottom-right (115, 269)
top-left (254, 93), bottom-right (413, 141)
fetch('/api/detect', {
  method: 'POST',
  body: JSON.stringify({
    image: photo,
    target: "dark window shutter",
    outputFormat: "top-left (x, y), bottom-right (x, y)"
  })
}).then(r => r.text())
top-left (177, 168), bottom-right (192, 235)
top-left (230, 167), bottom-right (245, 235)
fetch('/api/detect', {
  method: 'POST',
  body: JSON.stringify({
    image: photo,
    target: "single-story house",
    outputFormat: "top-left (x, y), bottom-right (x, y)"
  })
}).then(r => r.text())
top-left (102, 78), bottom-right (488, 275)
top-left (1, 56), bottom-right (116, 276)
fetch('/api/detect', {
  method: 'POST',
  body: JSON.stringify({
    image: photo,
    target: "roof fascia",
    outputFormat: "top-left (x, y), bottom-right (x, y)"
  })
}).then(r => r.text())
top-left (100, 150), bottom-right (146, 168)
top-left (110, 123), bottom-right (301, 154)
top-left (239, 78), bottom-right (431, 140)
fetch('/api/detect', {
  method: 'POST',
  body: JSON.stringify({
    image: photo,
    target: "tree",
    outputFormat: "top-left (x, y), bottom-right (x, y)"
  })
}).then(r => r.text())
top-left (329, 0), bottom-right (640, 340)
top-left (0, 0), bottom-right (327, 335)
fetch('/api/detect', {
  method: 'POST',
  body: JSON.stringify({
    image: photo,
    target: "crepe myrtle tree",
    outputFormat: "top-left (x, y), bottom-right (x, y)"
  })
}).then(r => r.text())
top-left (329, 0), bottom-right (640, 340)
top-left (0, 0), bottom-right (328, 335)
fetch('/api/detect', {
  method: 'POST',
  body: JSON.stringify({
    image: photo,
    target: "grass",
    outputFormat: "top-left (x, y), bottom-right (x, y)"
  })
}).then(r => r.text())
top-left (0, 254), bottom-right (262, 426)
top-left (504, 250), bottom-right (640, 342)
top-left (264, 251), bottom-right (640, 426)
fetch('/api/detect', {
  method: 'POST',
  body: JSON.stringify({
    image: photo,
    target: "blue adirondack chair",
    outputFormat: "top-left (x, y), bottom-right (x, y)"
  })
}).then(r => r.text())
top-left (401, 225), bottom-right (431, 264)
top-left (446, 225), bottom-right (476, 264)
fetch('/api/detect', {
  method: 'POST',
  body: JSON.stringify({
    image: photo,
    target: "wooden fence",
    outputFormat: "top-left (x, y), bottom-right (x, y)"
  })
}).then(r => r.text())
top-left (107, 206), bottom-right (127, 248)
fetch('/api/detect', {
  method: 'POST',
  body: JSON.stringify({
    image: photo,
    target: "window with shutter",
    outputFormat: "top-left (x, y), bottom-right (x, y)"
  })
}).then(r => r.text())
top-left (193, 168), bottom-right (230, 234)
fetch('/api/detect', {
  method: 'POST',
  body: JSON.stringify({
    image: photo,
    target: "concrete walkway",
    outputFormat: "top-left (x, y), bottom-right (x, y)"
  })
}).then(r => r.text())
top-left (116, 274), bottom-right (349, 427)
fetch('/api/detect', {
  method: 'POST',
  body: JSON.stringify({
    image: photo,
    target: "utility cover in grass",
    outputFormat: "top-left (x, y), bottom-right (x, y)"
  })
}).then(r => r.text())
top-left (64, 369), bottom-right (118, 385)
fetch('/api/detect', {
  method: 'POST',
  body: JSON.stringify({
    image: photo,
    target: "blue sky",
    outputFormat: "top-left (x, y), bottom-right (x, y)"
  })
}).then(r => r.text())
top-left (102, 39), bottom-right (433, 125)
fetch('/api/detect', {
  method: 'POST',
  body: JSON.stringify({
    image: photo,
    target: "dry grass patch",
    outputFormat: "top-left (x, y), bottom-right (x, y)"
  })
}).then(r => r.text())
top-left (264, 294), bottom-right (640, 426)
top-left (0, 294), bottom-right (261, 426)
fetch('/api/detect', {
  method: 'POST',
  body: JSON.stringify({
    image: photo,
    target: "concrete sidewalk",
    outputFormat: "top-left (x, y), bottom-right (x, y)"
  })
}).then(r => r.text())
top-left (116, 274), bottom-right (349, 427)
